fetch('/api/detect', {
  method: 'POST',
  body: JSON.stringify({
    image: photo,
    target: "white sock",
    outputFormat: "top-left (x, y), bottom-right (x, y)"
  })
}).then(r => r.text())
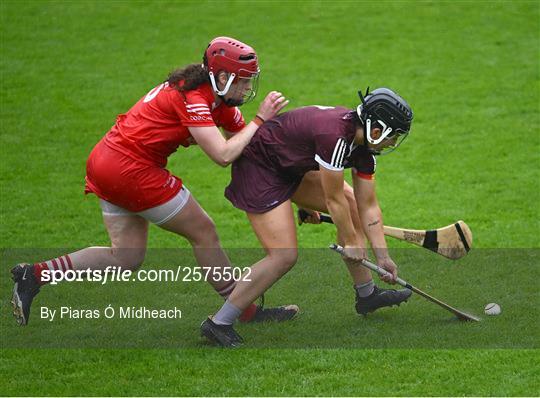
top-left (355, 280), bottom-right (375, 298)
top-left (213, 300), bottom-right (242, 325)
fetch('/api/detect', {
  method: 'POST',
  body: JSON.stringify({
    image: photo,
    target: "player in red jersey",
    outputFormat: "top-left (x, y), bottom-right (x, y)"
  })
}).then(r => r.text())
top-left (10, 37), bottom-right (297, 327)
top-left (201, 88), bottom-right (415, 347)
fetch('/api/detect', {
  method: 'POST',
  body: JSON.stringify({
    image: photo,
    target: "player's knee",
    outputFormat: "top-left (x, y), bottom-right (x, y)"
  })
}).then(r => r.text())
top-left (344, 186), bottom-right (356, 210)
top-left (269, 248), bottom-right (298, 274)
top-left (112, 248), bottom-right (146, 270)
top-left (190, 217), bottom-right (220, 247)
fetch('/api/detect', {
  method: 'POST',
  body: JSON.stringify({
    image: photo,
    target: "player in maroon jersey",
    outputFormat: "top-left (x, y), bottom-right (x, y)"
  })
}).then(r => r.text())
top-left (201, 88), bottom-right (415, 347)
top-left (10, 37), bottom-right (297, 327)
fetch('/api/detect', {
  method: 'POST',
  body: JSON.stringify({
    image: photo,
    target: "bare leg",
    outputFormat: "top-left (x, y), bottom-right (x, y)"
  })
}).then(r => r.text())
top-left (227, 200), bottom-right (298, 310)
top-left (42, 194), bottom-right (224, 280)
top-left (158, 195), bottom-right (235, 293)
top-left (11, 212), bottom-right (149, 325)
top-left (292, 170), bottom-right (372, 285)
top-left (68, 214), bottom-right (149, 271)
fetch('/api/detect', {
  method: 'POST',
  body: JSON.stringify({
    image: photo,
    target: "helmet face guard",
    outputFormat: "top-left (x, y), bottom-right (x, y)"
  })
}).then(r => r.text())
top-left (356, 87), bottom-right (413, 155)
top-left (234, 71), bottom-right (259, 105)
top-left (204, 37), bottom-right (260, 106)
top-left (209, 69), bottom-right (260, 107)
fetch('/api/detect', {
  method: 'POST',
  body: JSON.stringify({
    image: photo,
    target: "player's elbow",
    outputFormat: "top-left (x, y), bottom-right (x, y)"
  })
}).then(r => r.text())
top-left (357, 200), bottom-right (381, 220)
top-left (220, 155), bottom-right (235, 167)
top-left (215, 158), bottom-right (230, 167)
top-left (217, 149), bottom-right (238, 167)
top-left (356, 194), bottom-right (378, 212)
top-left (211, 153), bottom-right (232, 167)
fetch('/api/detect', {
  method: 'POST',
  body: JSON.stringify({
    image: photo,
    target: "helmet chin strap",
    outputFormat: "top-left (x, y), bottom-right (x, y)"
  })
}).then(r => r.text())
top-left (209, 71), bottom-right (236, 96)
top-left (209, 71), bottom-right (245, 107)
top-left (363, 118), bottom-right (397, 155)
top-left (364, 126), bottom-right (379, 155)
top-left (365, 118), bottom-right (393, 145)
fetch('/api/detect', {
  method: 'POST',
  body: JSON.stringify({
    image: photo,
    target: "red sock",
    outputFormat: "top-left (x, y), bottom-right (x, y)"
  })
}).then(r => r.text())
top-left (214, 280), bottom-right (258, 322)
top-left (216, 280), bottom-right (236, 299)
top-left (238, 303), bottom-right (258, 322)
top-left (33, 254), bottom-right (73, 285)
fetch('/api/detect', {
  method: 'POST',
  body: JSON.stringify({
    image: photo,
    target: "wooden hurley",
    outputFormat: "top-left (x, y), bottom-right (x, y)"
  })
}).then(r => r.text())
top-left (298, 209), bottom-right (473, 260)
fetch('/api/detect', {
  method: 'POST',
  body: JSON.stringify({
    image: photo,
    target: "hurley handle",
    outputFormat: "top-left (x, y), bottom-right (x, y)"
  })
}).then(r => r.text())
top-left (329, 244), bottom-right (408, 287)
top-left (298, 209), bottom-right (334, 224)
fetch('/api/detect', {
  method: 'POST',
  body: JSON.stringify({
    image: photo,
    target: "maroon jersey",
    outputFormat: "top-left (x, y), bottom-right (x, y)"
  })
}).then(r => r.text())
top-left (242, 106), bottom-right (376, 179)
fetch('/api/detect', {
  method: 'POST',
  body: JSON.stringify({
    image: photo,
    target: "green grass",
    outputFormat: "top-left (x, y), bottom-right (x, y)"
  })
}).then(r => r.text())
top-left (1, 0), bottom-right (539, 396)
top-left (1, 349), bottom-right (538, 396)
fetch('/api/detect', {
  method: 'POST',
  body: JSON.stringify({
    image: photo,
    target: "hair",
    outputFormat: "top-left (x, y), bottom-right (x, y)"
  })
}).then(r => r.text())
top-left (166, 63), bottom-right (210, 93)
top-left (346, 109), bottom-right (364, 128)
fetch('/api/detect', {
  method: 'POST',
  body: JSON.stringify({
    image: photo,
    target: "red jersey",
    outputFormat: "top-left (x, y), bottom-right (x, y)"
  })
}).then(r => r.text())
top-left (85, 82), bottom-right (246, 212)
top-left (103, 82), bottom-right (246, 168)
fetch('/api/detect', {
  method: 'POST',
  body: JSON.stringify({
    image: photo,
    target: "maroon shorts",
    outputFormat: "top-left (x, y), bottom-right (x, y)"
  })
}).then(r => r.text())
top-left (225, 156), bottom-right (302, 214)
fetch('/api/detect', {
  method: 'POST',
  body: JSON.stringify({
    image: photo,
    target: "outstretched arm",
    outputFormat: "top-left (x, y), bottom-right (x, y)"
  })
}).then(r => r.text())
top-left (352, 172), bottom-right (397, 282)
top-left (319, 166), bottom-right (366, 261)
top-left (189, 91), bottom-right (288, 166)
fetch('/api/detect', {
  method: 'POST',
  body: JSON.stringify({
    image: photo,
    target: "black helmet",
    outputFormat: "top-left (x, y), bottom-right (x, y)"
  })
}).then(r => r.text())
top-left (356, 87), bottom-right (413, 155)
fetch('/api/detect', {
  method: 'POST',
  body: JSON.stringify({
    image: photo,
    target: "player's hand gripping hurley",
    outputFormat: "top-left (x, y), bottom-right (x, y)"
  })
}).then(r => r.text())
top-left (329, 244), bottom-right (480, 322)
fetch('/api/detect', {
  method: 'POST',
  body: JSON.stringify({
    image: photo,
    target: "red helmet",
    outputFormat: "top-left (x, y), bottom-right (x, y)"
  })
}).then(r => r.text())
top-left (204, 36), bottom-right (259, 78)
top-left (203, 36), bottom-right (260, 104)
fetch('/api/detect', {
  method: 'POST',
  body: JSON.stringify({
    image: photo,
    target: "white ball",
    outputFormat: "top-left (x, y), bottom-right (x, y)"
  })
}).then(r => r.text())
top-left (484, 303), bottom-right (501, 315)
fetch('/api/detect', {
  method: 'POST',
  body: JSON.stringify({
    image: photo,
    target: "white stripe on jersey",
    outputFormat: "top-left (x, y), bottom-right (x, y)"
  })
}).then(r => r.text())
top-left (186, 109), bottom-right (211, 115)
top-left (330, 138), bottom-right (342, 165)
top-left (186, 106), bottom-right (210, 110)
top-left (186, 103), bottom-right (211, 115)
top-left (315, 154), bottom-right (344, 172)
top-left (330, 138), bottom-right (347, 169)
top-left (336, 141), bottom-right (347, 168)
top-left (233, 108), bottom-right (242, 123)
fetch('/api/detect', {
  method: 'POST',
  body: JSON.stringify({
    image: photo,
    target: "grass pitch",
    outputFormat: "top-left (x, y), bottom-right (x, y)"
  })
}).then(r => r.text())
top-left (1, 1), bottom-right (539, 396)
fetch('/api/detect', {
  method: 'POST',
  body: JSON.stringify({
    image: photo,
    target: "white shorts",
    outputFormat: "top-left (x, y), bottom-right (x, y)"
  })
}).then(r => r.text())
top-left (99, 186), bottom-right (191, 225)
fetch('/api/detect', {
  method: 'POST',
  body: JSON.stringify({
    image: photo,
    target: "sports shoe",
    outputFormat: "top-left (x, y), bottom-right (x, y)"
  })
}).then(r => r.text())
top-left (200, 317), bottom-right (244, 348)
top-left (239, 294), bottom-right (299, 323)
top-left (355, 285), bottom-right (412, 316)
top-left (251, 304), bottom-right (299, 322)
top-left (11, 263), bottom-right (40, 326)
